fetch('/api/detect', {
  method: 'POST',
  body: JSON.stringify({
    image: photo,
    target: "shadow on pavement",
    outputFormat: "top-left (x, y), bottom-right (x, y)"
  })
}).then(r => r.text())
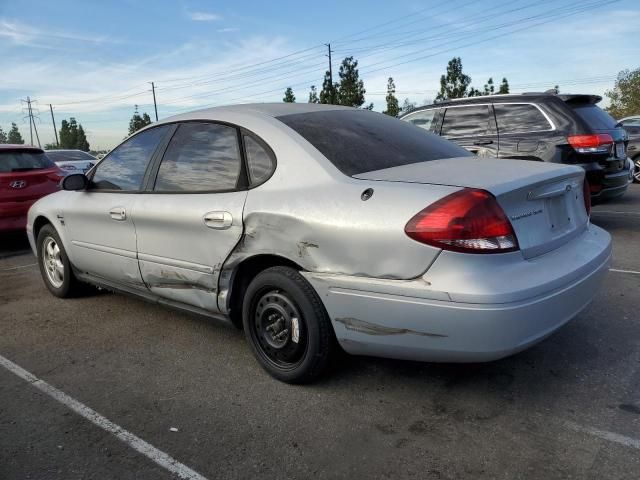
top-left (1, 230), bottom-right (31, 258)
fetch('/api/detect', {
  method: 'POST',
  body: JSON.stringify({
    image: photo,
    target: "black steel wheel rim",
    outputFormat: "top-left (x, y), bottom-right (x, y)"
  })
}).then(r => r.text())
top-left (251, 289), bottom-right (308, 370)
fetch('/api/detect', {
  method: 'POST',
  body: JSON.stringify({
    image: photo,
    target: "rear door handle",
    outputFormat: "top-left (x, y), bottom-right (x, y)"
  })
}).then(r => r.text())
top-left (203, 211), bottom-right (233, 230)
top-left (109, 207), bottom-right (126, 221)
top-left (473, 139), bottom-right (493, 146)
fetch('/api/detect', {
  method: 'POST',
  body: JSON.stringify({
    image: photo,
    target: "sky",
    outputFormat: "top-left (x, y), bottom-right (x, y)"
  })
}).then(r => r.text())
top-left (0, 0), bottom-right (638, 150)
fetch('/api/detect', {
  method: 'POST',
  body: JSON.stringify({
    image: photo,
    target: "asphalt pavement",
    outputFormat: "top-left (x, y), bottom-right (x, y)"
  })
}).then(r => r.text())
top-left (1, 185), bottom-right (639, 479)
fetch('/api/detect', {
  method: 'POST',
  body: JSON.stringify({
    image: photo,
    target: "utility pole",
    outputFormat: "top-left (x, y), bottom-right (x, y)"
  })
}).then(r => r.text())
top-left (325, 43), bottom-right (334, 104)
top-left (49, 104), bottom-right (59, 146)
top-left (150, 82), bottom-right (158, 121)
top-left (26, 97), bottom-right (33, 145)
top-left (27, 98), bottom-right (41, 148)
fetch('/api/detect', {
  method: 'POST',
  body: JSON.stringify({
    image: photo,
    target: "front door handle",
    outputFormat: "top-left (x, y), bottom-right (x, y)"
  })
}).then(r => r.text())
top-left (473, 139), bottom-right (494, 146)
top-left (204, 211), bottom-right (233, 230)
top-left (109, 207), bottom-right (126, 221)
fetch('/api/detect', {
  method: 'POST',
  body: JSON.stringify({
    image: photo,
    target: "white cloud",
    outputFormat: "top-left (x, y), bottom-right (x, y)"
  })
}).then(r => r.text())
top-left (217, 27), bottom-right (239, 33)
top-left (0, 19), bottom-right (115, 49)
top-left (188, 11), bottom-right (221, 22)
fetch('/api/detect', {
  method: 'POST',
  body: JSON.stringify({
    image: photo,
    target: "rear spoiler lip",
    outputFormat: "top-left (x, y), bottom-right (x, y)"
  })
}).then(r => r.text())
top-left (558, 94), bottom-right (602, 105)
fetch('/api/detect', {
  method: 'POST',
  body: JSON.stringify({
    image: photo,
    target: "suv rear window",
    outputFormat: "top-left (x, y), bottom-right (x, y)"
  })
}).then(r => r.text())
top-left (277, 110), bottom-right (470, 176)
top-left (0, 151), bottom-right (54, 173)
top-left (571, 104), bottom-right (617, 130)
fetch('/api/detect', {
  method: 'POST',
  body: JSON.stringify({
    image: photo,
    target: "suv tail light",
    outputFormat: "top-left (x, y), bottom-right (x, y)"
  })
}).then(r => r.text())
top-left (405, 188), bottom-right (519, 254)
top-left (583, 177), bottom-right (591, 216)
top-left (568, 134), bottom-right (613, 154)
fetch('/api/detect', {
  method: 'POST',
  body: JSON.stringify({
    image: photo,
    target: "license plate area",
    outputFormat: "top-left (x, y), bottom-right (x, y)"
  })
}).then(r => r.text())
top-left (546, 195), bottom-right (570, 231)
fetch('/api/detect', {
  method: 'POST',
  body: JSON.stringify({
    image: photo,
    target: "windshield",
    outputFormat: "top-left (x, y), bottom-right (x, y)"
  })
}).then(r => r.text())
top-left (0, 151), bottom-right (55, 173)
top-left (46, 150), bottom-right (95, 162)
top-left (277, 109), bottom-right (470, 176)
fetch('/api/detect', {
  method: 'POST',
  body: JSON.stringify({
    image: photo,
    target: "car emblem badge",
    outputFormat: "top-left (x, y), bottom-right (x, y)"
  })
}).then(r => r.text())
top-left (565, 184), bottom-right (572, 192)
top-left (9, 180), bottom-right (27, 189)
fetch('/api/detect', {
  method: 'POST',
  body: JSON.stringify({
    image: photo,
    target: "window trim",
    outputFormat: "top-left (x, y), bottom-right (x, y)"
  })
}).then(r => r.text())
top-left (145, 120), bottom-right (249, 195)
top-left (86, 124), bottom-right (176, 194)
top-left (492, 102), bottom-right (556, 135)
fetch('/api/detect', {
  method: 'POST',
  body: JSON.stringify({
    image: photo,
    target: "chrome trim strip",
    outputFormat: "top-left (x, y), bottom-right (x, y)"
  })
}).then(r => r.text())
top-left (137, 252), bottom-right (215, 274)
top-left (71, 240), bottom-right (137, 259)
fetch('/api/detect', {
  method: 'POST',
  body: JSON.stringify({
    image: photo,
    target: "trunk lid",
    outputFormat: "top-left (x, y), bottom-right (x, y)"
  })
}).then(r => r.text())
top-left (354, 157), bottom-right (588, 259)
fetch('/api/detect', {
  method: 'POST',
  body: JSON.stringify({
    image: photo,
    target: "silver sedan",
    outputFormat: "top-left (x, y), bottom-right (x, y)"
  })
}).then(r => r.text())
top-left (27, 104), bottom-right (612, 383)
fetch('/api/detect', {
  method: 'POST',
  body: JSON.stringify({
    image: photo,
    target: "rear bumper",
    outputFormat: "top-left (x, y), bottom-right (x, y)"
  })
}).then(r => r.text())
top-left (581, 160), bottom-right (632, 201)
top-left (0, 201), bottom-right (33, 232)
top-left (304, 225), bottom-right (611, 362)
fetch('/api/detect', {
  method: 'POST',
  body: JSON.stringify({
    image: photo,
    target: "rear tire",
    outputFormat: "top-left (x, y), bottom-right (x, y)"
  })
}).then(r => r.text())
top-left (37, 224), bottom-right (82, 298)
top-left (633, 156), bottom-right (640, 184)
top-left (242, 266), bottom-right (335, 383)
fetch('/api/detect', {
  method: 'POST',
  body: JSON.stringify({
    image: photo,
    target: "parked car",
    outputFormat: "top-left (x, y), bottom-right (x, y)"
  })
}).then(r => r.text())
top-left (401, 93), bottom-right (632, 202)
top-left (618, 115), bottom-right (640, 127)
top-left (27, 104), bottom-right (611, 383)
top-left (45, 149), bottom-right (97, 174)
top-left (621, 124), bottom-right (640, 183)
top-left (1, 145), bottom-right (64, 232)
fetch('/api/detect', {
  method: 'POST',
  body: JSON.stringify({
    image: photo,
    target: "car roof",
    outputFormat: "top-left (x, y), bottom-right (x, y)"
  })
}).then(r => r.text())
top-left (402, 93), bottom-right (603, 115)
top-left (161, 102), bottom-right (353, 123)
top-left (0, 144), bottom-right (43, 152)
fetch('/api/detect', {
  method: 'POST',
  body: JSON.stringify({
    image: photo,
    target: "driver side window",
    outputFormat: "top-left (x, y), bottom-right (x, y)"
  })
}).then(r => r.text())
top-left (91, 125), bottom-right (170, 191)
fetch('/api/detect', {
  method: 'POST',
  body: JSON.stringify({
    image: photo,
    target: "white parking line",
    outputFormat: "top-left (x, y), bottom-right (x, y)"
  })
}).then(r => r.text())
top-left (610, 268), bottom-right (640, 275)
top-left (0, 354), bottom-right (209, 480)
top-left (0, 263), bottom-right (37, 272)
top-left (565, 421), bottom-right (640, 450)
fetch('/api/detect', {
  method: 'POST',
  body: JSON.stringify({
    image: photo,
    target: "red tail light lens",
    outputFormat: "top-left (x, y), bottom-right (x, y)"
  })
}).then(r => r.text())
top-left (583, 178), bottom-right (591, 216)
top-left (568, 134), bottom-right (613, 154)
top-left (405, 188), bottom-right (519, 254)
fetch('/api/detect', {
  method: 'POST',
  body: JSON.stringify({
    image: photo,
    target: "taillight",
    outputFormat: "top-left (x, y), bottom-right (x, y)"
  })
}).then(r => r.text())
top-left (405, 188), bottom-right (519, 254)
top-left (568, 134), bottom-right (613, 154)
top-left (583, 178), bottom-right (591, 216)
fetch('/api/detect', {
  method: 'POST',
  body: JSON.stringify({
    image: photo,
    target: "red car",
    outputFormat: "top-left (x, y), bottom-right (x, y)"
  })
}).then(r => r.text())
top-left (0, 145), bottom-right (64, 232)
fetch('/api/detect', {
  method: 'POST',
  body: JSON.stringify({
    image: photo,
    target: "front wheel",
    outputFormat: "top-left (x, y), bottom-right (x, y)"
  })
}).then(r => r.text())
top-left (37, 224), bottom-right (82, 298)
top-left (242, 266), bottom-right (335, 383)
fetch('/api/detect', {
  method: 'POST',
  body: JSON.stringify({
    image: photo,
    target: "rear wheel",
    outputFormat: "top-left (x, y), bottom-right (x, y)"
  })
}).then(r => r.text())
top-left (242, 266), bottom-right (335, 383)
top-left (633, 156), bottom-right (640, 183)
top-left (37, 224), bottom-right (82, 298)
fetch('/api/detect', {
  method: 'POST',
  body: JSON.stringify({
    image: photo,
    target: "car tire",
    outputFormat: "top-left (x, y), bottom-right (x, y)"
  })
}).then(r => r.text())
top-left (633, 156), bottom-right (640, 184)
top-left (37, 224), bottom-right (82, 298)
top-left (242, 266), bottom-right (335, 384)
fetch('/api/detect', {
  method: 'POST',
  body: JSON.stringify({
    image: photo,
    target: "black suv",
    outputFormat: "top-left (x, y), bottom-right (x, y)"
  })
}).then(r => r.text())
top-left (401, 93), bottom-right (632, 201)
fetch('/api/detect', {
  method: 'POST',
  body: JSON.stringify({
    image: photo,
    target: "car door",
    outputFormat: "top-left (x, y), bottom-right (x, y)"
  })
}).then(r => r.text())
top-left (493, 103), bottom-right (555, 161)
top-left (439, 104), bottom-right (498, 157)
top-left (133, 121), bottom-right (250, 313)
top-left (62, 125), bottom-right (172, 288)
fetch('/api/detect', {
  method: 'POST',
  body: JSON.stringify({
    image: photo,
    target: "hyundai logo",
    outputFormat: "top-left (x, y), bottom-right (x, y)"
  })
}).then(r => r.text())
top-left (9, 180), bottom-right (27, 189)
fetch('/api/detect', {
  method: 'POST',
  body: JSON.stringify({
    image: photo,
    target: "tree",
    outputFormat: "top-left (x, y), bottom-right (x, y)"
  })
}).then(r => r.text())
top-left (308, 85), bottom-right (319, 103)
top-left (336, 56), bottom-right (366, 107)
top-left (605, 68), bottom-right (640, 119)
top-left (128, 106), bottom-right (152, 135)
top-left (0, 126), bottom-right (7, 144)
top-left (498, 77), bottom-right (509, 94)
top-left (401, 98), bottom-right (417, 114)
top-left (319, 71), bottom-right (337, 104)
top-left (58, 117), bottom-right (90, 150)
top-left (283, 87), bottom-right (296, 103)
top-left (483, 77), bottom-right (495, 96)
top-left (436, 57), bottom-right (471, 101)
top-left (383, 77), bottom-right (400, 117)
top-left (467, 87), bottom-right (482, 97)
top-left (7, 123), bottom-right (24, 144)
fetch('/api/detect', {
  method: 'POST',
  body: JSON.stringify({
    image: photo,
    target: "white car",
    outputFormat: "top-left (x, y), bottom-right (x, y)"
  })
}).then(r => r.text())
top-left (45, 149), bottom-right (97, 174)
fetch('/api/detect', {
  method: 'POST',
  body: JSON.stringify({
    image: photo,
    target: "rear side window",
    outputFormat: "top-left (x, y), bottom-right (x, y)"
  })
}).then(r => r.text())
top-left (277, 110), bottom-right (470, 176)
top-left (571, 104), bottom-right (617, 130)
top-left (0, 151), bottom-right (53, 173)
top-left (154, 123), bottom-right (241, 192)
top-left (403, 109), bottom-right (437, 131)
top-left (494, 104), bottom-right (552, 134)
top-left (92, 126), bottom-right (170, 191)
top-left (441, 106), bottom-right (491, 137)
top-left (244, 135), bottom-right (274, 185)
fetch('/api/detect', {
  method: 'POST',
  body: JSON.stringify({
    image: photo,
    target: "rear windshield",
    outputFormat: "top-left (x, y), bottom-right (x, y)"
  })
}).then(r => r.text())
top-left (571, 104), bottom-right (617, 130)
top-left (0, 151), bottom-right (54, 173)
top-left (277, 109), bottom-right (470, 176)
top-left (46, 150), bottom-right (95, 162)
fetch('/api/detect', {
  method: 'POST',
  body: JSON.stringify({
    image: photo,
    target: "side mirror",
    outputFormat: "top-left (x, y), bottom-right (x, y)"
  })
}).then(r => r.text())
top-left (61, 173), bottom-right (89, 191)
